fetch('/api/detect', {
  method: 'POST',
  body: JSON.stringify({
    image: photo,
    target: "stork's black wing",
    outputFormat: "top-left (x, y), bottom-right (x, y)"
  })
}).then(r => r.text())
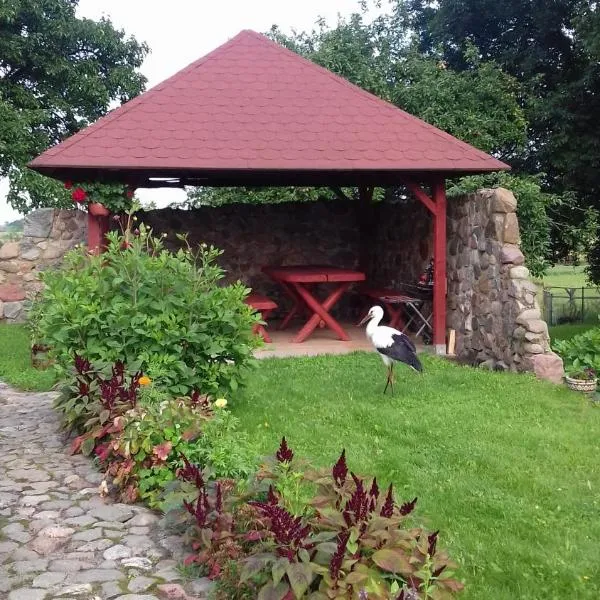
top-left (377, 334), bottom-right (423, 372)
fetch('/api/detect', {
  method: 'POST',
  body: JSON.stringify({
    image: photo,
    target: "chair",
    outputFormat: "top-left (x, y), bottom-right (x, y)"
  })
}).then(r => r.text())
top-left (245, 293), bottom-right (278, 343)
top-left (360, 285), bottom-right (432, 342)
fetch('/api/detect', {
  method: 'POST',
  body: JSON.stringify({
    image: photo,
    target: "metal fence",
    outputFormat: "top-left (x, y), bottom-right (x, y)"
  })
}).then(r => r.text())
top-left (542, 286), bottom-right (600, 325)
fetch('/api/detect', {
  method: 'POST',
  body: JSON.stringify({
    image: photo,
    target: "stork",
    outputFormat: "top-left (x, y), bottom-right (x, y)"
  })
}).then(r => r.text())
top-left (359, 305), bottom-right (423, 394)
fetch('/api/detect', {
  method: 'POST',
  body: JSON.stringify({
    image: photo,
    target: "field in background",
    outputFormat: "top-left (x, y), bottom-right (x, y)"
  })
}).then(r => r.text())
top-left (538, 265), bottom-right (600, 326)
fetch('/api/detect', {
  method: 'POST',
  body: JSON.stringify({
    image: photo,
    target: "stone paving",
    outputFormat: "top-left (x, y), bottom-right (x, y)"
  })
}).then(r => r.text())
top-left (0, 382), bottom-right (212, 600)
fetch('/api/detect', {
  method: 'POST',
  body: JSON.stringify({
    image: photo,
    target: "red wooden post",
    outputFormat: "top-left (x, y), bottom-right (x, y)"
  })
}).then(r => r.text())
top-left (432, 178), bottom-right (447, 355)
top-left (87, 212), bottom-right (109, 255)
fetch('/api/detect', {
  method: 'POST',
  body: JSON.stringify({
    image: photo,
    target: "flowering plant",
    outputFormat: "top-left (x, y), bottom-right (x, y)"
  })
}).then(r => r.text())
top-left (65, 180), bottom-right (135, 214)
top-left (567, 367), bottom-right (596, 381)
top-left (173, 438), bottom-right (463, 599)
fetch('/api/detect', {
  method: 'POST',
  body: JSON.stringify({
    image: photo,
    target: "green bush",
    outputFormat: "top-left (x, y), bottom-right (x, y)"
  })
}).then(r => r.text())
top-left (63, 357), bottom-right (257, 507)
top-left (30, 222), bottom-right (260, 397)
top-left (553, 328), bottom-right (600, 374)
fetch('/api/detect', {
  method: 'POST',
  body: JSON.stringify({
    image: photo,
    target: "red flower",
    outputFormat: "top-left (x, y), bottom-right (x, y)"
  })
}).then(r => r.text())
top-left (126, 188), bottom-right (135, 199)
top-left (276, 437), bottom-right (294, 463)
top-left (64, 180), bottom-right (73, 189)
top-left (332, 449), bottom-right (348, 486)
top-left (72, 187), bottom-right (87, 203)
top-left (399, 496), bottom-right (418, 516)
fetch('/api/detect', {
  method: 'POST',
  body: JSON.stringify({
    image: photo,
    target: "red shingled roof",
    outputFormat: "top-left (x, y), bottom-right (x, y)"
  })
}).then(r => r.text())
top-left (30, 30), bottom-right (509, 186)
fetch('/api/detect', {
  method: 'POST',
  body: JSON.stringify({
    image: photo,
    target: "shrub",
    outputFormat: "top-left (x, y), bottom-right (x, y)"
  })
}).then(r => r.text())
top-left (553, 328), bottom-right (600, 374)
top-left (171, 439), bottom-right (463, 599)
top-left (30, 220), bottom-right (260, 397)
top-left (61, 358), bottom-right (257, 507)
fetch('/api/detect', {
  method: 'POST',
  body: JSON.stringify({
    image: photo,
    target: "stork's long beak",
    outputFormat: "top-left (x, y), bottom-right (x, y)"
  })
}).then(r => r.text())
top-left (358, 313), bottom-right (371, 327)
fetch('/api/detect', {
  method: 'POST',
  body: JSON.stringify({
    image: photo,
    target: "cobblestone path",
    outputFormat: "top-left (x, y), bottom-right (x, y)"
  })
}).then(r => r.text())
top-left (0, 382), bottom-right (211, 600)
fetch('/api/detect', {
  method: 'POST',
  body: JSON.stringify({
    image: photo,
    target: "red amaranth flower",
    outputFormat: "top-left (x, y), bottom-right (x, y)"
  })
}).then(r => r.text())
top-left (427, 530), bottom-right (439, 556)
top-left (71, 187), bottom-right (87, 203)
top-left (332, 449), bottom-right (348, 486)
top-left (177, 454), bottom-right (205, 490)
top-left (399, 497), bottom-right (418, 516)
top-left (64, 180), bottom-right (73, 189)
top-left (342, 473), bottom-right (374, 531)
top-left (369, 477), bottom-right (379, 499)
top-left (380, 484), bottom-right (394, 518)
top-left (73, 354), bottom-right (92, 375)
top-left (276, 437), bottom-right (294, 463)
top-left (329, 530), bottom-right (350, 580)
top-left (183, 488), bottom-right (210, 528)
top-left (249, 501), bottom-right (313, 561)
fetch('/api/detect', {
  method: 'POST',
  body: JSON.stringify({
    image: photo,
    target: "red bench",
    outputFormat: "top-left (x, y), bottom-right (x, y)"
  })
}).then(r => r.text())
top-left (245, 293), bottom-right (278, 343)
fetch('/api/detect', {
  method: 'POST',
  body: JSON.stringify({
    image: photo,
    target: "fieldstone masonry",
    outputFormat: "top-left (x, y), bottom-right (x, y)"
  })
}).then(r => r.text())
top-left (447, 188), bottom-right (564, 383)
top-left (1, 191), bottom-right (562, 382)
top-left (0, 209), bottom-right (86, 322)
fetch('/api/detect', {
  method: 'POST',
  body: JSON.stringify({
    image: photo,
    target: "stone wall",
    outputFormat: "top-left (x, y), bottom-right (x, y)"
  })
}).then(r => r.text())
top-left (142, 202), bottom-right (365, 318)
top-left (447, 188), bottom-right (563, 383)
top-left (1, 195), bottom-right (563, 383)
top-left (140, 200), bottom-right (433, 319)
top-left (0, 209), bottom-right (87, 322)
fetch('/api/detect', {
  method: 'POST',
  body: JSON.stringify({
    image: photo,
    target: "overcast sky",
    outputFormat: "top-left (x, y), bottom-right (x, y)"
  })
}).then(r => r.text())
top-left (0, 0), bottom-right (387, 224)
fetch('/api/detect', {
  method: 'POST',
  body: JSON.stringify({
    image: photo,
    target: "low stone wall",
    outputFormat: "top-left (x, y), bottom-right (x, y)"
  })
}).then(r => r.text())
top-left (0, 209), bottom-right (87, 322)
top-left (447, 188), bottom-right (563, 383)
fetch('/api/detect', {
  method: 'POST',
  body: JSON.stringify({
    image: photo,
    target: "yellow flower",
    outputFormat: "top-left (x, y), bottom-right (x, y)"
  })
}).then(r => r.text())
top-left (214, 398), bottom-right (227, 409)
top-left (138, 376), bottom-right (151, 386)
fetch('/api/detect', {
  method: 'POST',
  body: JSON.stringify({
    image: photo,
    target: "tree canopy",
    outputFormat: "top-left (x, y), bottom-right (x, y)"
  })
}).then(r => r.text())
top-left (407, 0), bottom-right (600, 268)
top-left (1, 0), bottom-right (148, 213)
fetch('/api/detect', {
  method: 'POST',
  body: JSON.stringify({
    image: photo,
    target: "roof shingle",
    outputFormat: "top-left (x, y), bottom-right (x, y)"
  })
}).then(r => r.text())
top-left (29, 30), bottom-right (509, 184)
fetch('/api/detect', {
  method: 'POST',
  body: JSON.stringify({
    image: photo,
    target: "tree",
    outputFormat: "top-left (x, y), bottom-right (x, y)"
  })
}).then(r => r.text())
top-left (407, 0), bottom-right (600, 264)
top-left (0, 0), bottom-right (148, 213)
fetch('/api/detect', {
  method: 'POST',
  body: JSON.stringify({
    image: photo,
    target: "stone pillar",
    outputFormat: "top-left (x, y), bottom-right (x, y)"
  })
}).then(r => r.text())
top-left (446, 188), bottom-right (564, 384)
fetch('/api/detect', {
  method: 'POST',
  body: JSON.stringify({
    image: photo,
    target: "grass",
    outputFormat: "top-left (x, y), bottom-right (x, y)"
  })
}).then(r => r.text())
top-left (0, 324), bottom-right (58, 391)
top-left (541, 264), bottom-right (589, 288)
top-left (537, 265), bottom-right (600, 325)
top-left (236, 353), bottom-right (600, 600)
top-left (549, 322), bottom-right (596, 341)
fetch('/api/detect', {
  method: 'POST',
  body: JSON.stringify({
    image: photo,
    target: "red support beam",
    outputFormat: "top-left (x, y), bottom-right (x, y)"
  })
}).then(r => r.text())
top-left (404, 178), bottom-right (437, 215)
top-left (432, 178), bottom-right (447, 354)
top-left (87, 212), bottom-right (109, 255)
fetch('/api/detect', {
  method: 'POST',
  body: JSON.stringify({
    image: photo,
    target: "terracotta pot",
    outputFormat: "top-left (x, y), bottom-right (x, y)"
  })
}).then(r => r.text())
top-left (88, 202), bottom-right (110, 217)
top-left (565, 376), bottom-right (597, 394)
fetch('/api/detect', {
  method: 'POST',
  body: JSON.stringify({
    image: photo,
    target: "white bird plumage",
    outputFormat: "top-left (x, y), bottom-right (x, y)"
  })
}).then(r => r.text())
top-left (359, 305), bottom-right (423, 394)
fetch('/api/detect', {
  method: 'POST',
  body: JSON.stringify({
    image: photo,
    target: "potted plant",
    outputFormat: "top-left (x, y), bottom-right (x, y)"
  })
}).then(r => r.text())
top-left (65, 181), bottom-right (135, 216)
top-left (565, 368), bottom-right (597, 394)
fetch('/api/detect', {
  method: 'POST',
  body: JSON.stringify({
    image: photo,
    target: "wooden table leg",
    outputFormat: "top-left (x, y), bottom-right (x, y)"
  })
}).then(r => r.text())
top-left (386, 303), bottom-right (405, 330)
top-left (278, 281), bottom-right (303, 330)
top-left (292, 282), bottom-right (352, 343)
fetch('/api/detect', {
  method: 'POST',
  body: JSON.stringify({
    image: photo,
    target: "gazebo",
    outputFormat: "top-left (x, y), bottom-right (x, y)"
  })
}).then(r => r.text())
top-left (29, 30), bottom-right (509, 355)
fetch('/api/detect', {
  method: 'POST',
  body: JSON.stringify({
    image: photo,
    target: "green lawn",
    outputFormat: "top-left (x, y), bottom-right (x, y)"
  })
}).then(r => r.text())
top-left (236, 353), bottom-right (600, 600)
top-left (0, 324), bottom-right (58, 391)
top-left (541, 264), bottom-right (588, 288)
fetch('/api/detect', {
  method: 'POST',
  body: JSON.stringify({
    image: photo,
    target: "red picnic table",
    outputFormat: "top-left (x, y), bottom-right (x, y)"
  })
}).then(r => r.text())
top-left (263, 265), bottom-right (366, 343)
